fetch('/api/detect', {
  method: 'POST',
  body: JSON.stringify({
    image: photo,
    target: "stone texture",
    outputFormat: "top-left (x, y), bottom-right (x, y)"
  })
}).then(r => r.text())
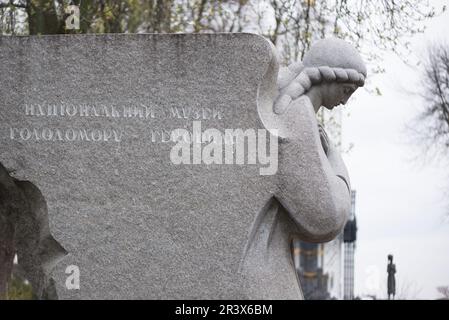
top-left (0, 34), bottom-right (355, 299)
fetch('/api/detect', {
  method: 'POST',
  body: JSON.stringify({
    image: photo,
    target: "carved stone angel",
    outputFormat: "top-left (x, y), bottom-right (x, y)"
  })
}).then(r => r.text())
top-left (240, 38), bottom-right (367, 299)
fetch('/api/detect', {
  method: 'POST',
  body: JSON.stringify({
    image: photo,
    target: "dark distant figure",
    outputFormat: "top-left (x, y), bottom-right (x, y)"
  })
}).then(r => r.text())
top-left (387, 254), bottom-right (396, 300)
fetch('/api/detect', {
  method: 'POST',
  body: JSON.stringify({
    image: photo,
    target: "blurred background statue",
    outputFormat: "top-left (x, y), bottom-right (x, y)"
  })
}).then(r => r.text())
top-left (387, 254), bottom-right (396, 300)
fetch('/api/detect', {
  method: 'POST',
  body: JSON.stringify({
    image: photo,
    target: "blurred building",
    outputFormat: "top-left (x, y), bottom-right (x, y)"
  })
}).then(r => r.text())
top-left (293, 190), bottom-right (357, 300)
top-left (343, 191), bottom-right (357, 300)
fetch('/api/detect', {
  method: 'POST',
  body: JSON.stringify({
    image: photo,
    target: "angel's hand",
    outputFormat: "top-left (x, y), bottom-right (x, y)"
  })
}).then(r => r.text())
top-left (274, 62), bottom-right (305, 114)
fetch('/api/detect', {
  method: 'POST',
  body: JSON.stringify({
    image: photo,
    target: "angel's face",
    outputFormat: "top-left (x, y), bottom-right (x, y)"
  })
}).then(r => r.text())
top-left (319, 82), bottom-right (359, 110)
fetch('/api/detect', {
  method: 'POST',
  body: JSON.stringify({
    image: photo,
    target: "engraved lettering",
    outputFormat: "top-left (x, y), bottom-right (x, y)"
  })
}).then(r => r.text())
top-left (136, 106), bottom-right (144, 118)
top-left (66, 104), bottom-right (77, 116)
top-left (113, 130), bottom-right (123, 142)
top-left (213, 109), bottom-right (223, 120)
top-left (181, 107), bottom-right (190, 119)
top-left (42, 128), bottom-right (53, 140)
top-left (100, 105), bottom-right (111, 117)
top-left (20, 128), bottom-right (31, 140)
top-left (91, 129), bottom-right (102, 142)
top-left (202, 108), bottom-right (211, 120)
top-left (54, 128), bottom-right (64, 141)
top-left (79, 105), bottom-right (89, 116)
top-left (37, 104), bottom-right (46, 116)
top-left (192, 108), bottom-right (201, 120)
top-left (25, 104), bottom-right (35, 116)
top-left (9, 127), bottom-right (123, 142)
top-left (10, 127), bottom-right (18, 139)
top-left (47, 104), bottom-right (58, 116)
top-left (20, 103), bottom-right (224, 121)
top-left (169, 107), bottom-right (183, 119)
top-left (78, 129), bottom-right (91, 141)
top-left (142, 105), bottom-right (155, 119)
top-left (60, 104), bottom-right (66, 116)
top-left (32, 128), bottom-right (40, 141)
top-left (91, 105), bottom-right (100, 117)
top-left (151, 130), bottom-right (160, 143)
top-left (111, 106), bottom-right (120, 117)
top-left (65, 129), bottom-right (77, 141)
top-left (161, 129), bottom-right (171, 143)
top-left (103, 130), bottom-right (112, 142)
top-left (123, 106), bottom-right (133, 118)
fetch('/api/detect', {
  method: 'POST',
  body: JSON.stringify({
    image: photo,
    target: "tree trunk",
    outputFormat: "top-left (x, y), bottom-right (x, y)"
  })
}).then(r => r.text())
top-left (27, 0), bottom-right (65, 35)
top-left (154, 0), bottom-right (172, 33)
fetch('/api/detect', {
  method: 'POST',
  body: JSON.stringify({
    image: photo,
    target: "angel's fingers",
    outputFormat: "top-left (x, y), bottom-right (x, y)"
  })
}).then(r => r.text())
top-left (273, 94), bottom-right (292, 114)
top-left (278, 61), bottom-right (304, 91)
top-left (283, 81), bottom-right (306, 101)
top-left (288, 61), bottom-right (303, 73)
top-left (277, 66), bottom-right (296, 90)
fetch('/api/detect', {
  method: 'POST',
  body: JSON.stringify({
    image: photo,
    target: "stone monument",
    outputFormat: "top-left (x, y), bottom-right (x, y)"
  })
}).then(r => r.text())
top-left (0, 34), bottom-right (366, 299)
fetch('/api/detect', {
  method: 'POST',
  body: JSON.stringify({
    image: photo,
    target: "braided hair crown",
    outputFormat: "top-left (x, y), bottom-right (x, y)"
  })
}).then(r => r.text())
top-left (275, 38), bottom-right (367, 114)
top-left (303, 38), bottom-right (367, 80)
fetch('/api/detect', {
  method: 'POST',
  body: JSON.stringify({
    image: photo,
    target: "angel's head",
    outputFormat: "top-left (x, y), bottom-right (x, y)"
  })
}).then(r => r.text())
top-left (302, 38), bottom-right (367, 110)
top-left (275, 38), bottom-right (367, 113)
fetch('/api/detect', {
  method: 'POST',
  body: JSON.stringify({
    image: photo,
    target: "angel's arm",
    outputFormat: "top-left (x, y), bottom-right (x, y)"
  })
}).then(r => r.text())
top-left (275, 97), bottom-right (351, 242)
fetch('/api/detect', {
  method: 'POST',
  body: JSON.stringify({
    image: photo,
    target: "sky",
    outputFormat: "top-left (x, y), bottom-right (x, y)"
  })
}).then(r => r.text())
top-left (341, 0), bottom-right (449, 299)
